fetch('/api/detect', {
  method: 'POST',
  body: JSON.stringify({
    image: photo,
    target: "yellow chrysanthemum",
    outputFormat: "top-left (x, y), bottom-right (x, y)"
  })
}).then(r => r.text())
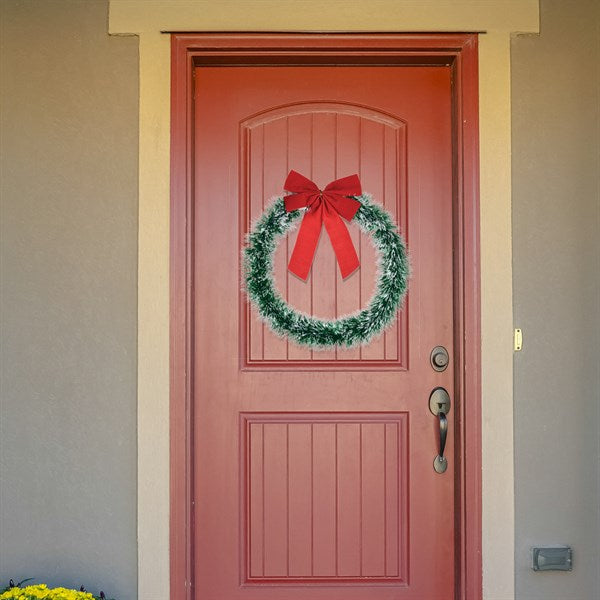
top-left (0, 585), bottom-right (96, 600)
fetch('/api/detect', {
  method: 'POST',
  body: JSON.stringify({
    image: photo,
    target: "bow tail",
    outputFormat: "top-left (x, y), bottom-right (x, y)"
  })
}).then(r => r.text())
top-left (322, 205), bottom-right (360, 279)
top-left (287, 205), bottom-right (323, 280)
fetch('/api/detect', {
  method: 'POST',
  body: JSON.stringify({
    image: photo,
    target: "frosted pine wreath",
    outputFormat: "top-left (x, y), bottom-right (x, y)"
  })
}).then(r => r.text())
top-left (243, 170), bottom-right (409, 349)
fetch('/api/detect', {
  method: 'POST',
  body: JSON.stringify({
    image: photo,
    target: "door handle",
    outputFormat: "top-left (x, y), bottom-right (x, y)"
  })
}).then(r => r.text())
top-left (429, 387), bottom-right (451, 474)
top-left (435, 412), bottom-right (448, 473)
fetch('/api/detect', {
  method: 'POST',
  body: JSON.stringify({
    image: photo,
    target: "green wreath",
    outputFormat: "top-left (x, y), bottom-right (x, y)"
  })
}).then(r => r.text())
top-left (243, 194), bottom-right (409, 349)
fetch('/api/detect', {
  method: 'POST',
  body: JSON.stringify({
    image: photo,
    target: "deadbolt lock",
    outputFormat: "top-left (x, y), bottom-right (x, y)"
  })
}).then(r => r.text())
top-left (430, 346), bottom-right (449, 372)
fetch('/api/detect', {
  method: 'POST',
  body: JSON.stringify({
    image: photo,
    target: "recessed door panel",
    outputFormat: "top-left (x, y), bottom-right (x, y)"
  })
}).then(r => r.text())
top-left (241, 413), bottom-right (408, 584)
top-left (241, 104), bottom-right (408, 368)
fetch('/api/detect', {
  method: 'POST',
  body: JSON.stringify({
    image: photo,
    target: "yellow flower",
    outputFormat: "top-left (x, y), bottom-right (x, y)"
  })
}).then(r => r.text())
top-left (0, 585), bottom-right (98, 600)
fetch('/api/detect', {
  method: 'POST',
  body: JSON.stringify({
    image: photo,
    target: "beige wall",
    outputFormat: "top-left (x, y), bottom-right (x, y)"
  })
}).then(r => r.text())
top-left (512, 1), bottom-right (600, 599)
top-left (0, 1), bottom-right (138, 598)
top-left (3, 1), bottom-right (599, 600)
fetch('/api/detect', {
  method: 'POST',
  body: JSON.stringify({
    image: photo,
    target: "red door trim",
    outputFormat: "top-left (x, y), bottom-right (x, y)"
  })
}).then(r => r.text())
top-left (170, 33), bottom-right (481, 600)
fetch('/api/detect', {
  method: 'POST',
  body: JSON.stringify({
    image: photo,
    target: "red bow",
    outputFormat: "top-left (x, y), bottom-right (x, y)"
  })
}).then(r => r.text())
top-left (283, 170), bottom-right (362, 280)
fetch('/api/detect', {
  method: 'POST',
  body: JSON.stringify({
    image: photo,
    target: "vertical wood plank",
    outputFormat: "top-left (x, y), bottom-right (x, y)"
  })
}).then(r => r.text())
top-left (249, 423), bottom-right (264, 577)
top-left (361, 423), bottom-right (386, 576)
top-left (287, 114), bottom-right (313, 361)
top-left (263, 119), bottom-right (289, 359)
top-left (336, 114), bottom-right (361, 360)
top-left (312, 423), bottom-right (337, 575)
top-left (360, 119), bottom-right (385, 360)
top-left (384, 127), bottom-right (399, 361)
top-left (263, 423), bottom-right (288, 575)
top-left (385, 422), bottom-right (400, 576)
top-left (248, 126), bottom-right (264, 361)
top-left (336, 423), bottom-right (361, 576)
top-left (398, 417), bottom-right (409, 580)
top-left (288, 423), bottom-right (312, 576)
top-left (311, 113), bottom-right (337, 361)
top-left (397, 126), bottom-right (409, 367)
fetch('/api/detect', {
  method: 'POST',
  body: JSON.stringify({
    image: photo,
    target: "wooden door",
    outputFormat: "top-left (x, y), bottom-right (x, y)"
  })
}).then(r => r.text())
top-left (172, 34), bottom-right (481, 600)
top-left (195, 64), bottom-right (451, 598)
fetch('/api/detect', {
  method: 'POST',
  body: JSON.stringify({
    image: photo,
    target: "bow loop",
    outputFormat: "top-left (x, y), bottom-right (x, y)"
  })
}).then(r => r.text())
top-left (283, 170), bottom-right (362, 280)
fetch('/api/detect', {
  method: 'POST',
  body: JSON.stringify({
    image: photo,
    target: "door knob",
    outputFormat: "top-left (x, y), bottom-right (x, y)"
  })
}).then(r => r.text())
top-left (429, 387), bottom-right (451, 474)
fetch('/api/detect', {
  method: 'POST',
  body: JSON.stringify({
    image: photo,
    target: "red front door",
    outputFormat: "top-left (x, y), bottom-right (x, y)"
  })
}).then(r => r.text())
top-left (193, 63), bottom-right (454, 599)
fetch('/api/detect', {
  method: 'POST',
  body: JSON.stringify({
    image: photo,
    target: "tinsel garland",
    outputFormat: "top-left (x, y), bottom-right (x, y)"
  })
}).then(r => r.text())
top-left (243, 194), bottom-right (409, 349)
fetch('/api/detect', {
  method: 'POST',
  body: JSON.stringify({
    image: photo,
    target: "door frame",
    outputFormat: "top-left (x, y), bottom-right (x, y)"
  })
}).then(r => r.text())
top-left (170, 33), bottom-right (481, 600)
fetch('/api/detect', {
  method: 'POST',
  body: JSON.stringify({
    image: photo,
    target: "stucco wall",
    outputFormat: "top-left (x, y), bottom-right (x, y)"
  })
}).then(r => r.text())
top-left (2, 0), bottom-right (600, 599)
top-left (511, 1), bottom-right (600, 599)
top-left (0, 1), bottom-right (138, 598)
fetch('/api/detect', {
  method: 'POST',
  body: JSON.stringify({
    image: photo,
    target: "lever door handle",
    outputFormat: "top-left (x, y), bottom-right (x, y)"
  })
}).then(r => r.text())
top-left (429, 387), bottom-right (451, 474)
top-left (434, 412), bottom-right (448, 473)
